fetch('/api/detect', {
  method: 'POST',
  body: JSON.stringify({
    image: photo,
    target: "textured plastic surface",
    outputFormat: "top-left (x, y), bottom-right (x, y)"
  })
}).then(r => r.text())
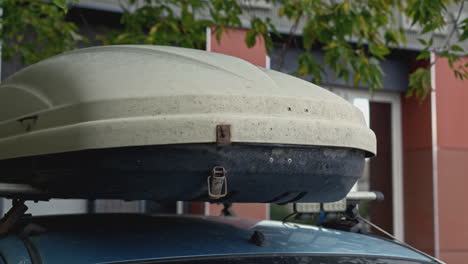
top-left (0, 45), bottom-right (375, 160)
top-left (0, 144), bottom-right (364, 202)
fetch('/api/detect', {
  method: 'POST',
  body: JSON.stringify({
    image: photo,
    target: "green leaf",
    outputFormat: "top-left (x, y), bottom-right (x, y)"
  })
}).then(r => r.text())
top-left (417, 38), bottom-right (427, 45)
top-left (278, 7), bottom-right (285, 17)
top-left (51, 0), bottom-right (67, 10)
top-left (353, 73), bottom-right (361, 87)
top-left (460, 18), bottom-right (468, 41)
top-left (369, 43), bottom-right (390, 59)
top-left (450, 44), bottom-right (464, 52)
top-left (421, 24), bottom-right (439, 34)
top-left (245, 29), bottom-right (257, 48)
top-left (51, 0), bottom-right (77, 12)
top-left (408, 68), bottom-right (431, 101)
top-left (416, 50), bottom-right (431, 60)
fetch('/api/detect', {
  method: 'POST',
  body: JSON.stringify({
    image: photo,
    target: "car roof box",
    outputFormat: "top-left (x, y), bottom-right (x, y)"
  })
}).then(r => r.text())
top-left (0, 45), bottom-right (376, 203)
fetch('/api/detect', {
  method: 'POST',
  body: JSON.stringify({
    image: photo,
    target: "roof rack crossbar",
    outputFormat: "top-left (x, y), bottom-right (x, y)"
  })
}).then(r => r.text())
top-left (0, 183), bottom-right (48, 199)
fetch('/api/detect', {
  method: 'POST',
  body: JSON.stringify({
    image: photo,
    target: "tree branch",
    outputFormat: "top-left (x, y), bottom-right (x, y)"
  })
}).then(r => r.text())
top-left (278, 15), bottom-right (301, 69)
top-left (440, 0), bottom-right (465, 51)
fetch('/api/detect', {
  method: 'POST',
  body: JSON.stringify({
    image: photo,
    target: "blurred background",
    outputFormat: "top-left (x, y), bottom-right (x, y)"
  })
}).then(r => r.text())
top-left (1, 1), bottom-right (468, 263)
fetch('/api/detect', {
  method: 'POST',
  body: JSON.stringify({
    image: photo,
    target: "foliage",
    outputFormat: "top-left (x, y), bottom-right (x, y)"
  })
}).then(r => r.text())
top-left (1, 0), bottom-right (468, 99)
top-left (408, 67), bottom-right (432, 100)
top-left (100, 0), bottom-right (209, 48)
top-left (406, 0), bottom-right (468, 98)
top-left (0, 0), bottom-right (83, 64)
top-left (278, 0), bottom-right (404, 91)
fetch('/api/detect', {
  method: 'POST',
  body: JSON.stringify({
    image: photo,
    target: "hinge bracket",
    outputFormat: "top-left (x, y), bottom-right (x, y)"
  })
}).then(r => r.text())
top-left (216, 125), bottom-right (231, 146)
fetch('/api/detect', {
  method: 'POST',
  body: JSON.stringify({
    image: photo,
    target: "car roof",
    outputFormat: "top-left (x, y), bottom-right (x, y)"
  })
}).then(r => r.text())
top-left (1, 214), bottom-right (431, 264)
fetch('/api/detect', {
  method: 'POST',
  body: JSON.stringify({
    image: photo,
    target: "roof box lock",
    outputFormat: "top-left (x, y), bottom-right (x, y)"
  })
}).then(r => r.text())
top-left (208, 166), bottom-right (228, 199)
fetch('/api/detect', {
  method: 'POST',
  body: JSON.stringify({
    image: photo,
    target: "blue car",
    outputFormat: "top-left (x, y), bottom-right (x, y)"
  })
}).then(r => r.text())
top-left (0, 213), bottom-right (436, 264)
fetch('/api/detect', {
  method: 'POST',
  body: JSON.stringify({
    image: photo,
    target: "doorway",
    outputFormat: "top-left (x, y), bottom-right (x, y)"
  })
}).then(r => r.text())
top-left (330, 87), bottom-right (404, 241)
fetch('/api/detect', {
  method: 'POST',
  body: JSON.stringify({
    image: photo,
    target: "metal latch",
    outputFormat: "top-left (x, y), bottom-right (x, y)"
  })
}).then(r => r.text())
top-left (207, 166), bottom-right (228, 199)
top-left (216, 125), bottom-right (231, 146)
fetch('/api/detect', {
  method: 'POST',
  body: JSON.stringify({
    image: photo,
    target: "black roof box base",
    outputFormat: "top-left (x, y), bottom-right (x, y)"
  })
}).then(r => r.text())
top-left (0, 143), bottom-right (365, 203)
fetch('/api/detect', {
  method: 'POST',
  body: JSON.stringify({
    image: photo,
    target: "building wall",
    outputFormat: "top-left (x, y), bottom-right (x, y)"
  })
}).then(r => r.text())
top-left (435, 56), bottom-right (468, 263)
top-left (401, 95), bottom-right (435, 255)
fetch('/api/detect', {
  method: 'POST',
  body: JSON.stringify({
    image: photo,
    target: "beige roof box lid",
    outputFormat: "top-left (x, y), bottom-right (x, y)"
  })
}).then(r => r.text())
top-left (0, 45), bottom-right (376, 203)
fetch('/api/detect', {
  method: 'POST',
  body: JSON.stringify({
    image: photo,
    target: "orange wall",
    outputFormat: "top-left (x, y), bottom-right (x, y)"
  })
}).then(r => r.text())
top-left (209, 27), bottom-right (267, 67)
top-left (435, 56), bottom-right (468, 263)
top-left (401, 56), bottom-right (436, 255)
top-left (401, 95), bottom-right (435, 255)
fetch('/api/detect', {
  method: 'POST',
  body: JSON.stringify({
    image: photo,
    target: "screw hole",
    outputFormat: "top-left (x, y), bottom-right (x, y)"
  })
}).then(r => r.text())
top-left (305, 109), bottom-right (309, 112)
top-left (287, 107), bottom-right (292, 111)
